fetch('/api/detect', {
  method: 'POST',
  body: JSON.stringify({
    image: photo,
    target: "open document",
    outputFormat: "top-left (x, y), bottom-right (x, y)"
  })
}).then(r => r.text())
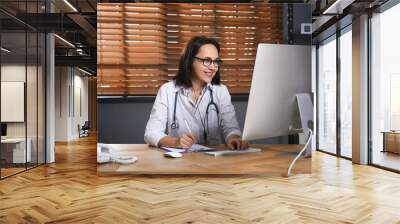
top-left (161, 144), bottom-right (216, 153)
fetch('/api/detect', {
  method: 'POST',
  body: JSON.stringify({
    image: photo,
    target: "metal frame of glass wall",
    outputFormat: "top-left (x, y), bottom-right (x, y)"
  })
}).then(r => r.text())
top-left (0, 0), bottom-right (47, 179)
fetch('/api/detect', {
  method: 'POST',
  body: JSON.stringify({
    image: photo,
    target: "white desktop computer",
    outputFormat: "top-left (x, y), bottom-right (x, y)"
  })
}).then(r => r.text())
top-left (243, 43), bottom-right (312, 141)
top-left (242, 43), bottom-right (313, 176)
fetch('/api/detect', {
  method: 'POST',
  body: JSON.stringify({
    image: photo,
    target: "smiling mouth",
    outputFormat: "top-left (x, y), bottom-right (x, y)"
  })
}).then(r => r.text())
top-left (204, 72), bottom-right (213, 77)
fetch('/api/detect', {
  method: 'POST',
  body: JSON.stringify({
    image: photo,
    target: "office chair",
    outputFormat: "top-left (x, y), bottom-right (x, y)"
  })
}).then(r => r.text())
top-left (79, 121), bottom-right (90, 138)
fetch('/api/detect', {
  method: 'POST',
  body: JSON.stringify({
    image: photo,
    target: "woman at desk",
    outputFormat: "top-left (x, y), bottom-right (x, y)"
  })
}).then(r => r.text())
top-left (144, 36), bottom-right (248, 150)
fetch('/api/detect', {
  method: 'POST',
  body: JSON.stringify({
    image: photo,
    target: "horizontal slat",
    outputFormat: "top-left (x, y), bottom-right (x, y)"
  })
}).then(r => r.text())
top-left (98, 17), bottom-right (166, 24)
top-left (98, 64), bottom-right (170, 69)
top-left (98, 3), bottom-right (165, 11)
top-left (98, 11), bottom-right (167, 20)
top-left (98, 69), bottom-right (252, 77)
top-left (98, 23), bottom-right (166, 31)
top-left (99, 52), bottom-right (167, 59)
top-left (97, 87), bottom-right (163, 95)
top-left (98, 40), bottom-right (167, 48)
top-left (99, 76), bottom-right (170, 82)
top-left (97, 85), bottom-right (250, 95)
top-left (98, 79), bottom-right (166, 86)
top-left (97, 35), bottom-right (166, 42)
top-left (167, 4), bottom-right (219, 10)
top-left (98, 46), bottom-right (166, 54)
top-left (98, 58), bottom-right (168, 65)
top-left (98, 68), bottom-right (167, 74)
top-left (98, 30), bottom-right (167, 37)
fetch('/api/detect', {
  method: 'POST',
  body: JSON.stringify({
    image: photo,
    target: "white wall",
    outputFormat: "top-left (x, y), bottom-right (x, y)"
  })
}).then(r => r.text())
top-left (55, 66), bottom-right (69, 141)
top-left (55, 67), bottom-right (89, 141)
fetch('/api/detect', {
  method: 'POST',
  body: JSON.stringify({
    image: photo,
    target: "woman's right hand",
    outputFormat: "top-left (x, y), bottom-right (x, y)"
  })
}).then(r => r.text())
top-left (177, 133), bottom-right (197, 148)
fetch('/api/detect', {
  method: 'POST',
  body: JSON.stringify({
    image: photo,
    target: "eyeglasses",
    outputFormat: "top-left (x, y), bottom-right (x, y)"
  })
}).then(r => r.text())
top-left (194, 56), bottom-right (223, 67)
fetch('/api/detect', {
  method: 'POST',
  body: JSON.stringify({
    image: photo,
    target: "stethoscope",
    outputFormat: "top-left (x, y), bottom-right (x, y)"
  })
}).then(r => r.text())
top-left (170, 87), bottom-right (220, 143)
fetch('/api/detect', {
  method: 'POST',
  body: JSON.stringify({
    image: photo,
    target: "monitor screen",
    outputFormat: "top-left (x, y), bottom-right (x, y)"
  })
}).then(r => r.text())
top-left (1, 123), bottom-right (7, 137)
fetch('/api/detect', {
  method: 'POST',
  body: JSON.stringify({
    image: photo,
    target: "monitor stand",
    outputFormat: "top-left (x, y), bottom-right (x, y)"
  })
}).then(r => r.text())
top-left (285, 93), bottom-right (314, 177)
top-left (286, 129), bottom-right (313, 177)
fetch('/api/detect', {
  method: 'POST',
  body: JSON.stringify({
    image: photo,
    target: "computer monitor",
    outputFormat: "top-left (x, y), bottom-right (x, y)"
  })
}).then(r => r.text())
top-left (242, 43), bottom-right (312, 141)
top-left (1, 123), bottom-right (7, 138)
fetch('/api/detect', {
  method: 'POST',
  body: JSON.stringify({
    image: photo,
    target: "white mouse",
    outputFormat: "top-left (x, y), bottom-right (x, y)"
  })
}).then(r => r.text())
top-left (164, 151), bottom-right (183, 158)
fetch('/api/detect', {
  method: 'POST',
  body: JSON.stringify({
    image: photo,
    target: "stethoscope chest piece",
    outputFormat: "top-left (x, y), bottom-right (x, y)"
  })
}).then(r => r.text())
top-left (170, 121), bottom-right (178, 129)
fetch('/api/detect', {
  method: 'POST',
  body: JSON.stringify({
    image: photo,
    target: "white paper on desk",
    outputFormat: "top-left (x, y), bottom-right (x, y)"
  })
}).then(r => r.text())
top-left (161, 144), bottom-right (213, 153)
top-left (161, 147), bottom-right (186, 153)
top-left (188, 144), bottom-right (215, 152)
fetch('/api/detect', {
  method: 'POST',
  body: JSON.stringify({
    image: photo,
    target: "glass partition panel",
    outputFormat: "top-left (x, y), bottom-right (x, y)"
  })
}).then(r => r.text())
top-left (371, 3), bottom-right (400, 171)
top-left (1, 30), bottom-right (27, 177)
top-left (0, 0), bottom-right (46, 179)
top-left (317, 36), bottom-right (337, 155)
top-left (339, 28), bottom-right (352, 158)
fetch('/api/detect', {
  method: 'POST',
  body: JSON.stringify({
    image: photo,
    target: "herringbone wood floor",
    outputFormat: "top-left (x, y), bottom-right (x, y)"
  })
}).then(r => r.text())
top-left (1, 135), bottom-right (400, 224)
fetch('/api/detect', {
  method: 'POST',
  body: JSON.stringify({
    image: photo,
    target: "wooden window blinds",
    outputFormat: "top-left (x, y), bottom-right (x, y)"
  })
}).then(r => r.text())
top-left (97, 3), bottom-right (282, 95)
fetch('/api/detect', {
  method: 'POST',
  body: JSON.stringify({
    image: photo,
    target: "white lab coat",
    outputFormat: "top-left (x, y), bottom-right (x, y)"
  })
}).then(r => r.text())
top-left (144, 80), bottom-right (242, 146)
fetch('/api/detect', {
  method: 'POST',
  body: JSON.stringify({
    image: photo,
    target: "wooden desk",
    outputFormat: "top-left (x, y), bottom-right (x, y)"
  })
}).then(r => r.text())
top-left (97, 144), bottom-right (311, 175)
top-left (1, 138), bottom-right (31, 164)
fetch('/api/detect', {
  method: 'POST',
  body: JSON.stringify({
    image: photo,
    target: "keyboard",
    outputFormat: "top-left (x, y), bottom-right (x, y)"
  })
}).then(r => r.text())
top-left (204, 148), bottom-right (261, 156)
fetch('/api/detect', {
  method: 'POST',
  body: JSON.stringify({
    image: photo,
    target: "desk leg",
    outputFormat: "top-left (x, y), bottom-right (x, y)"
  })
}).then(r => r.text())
top-left (382, 132), bottom-right (386, 152)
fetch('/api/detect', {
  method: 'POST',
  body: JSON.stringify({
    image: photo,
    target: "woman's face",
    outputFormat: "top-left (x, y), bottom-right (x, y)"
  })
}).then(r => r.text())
top-left (192, 44), bottom-right (220, 84)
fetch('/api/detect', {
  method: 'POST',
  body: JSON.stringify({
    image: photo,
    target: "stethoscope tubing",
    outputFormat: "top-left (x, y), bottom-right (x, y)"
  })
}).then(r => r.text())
top-left (170, 87), bottom-right (219, 142)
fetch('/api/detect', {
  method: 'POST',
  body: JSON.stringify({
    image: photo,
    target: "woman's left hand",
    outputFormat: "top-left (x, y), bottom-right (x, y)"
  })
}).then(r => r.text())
top-left (226, 135), bottom-right (249, 150)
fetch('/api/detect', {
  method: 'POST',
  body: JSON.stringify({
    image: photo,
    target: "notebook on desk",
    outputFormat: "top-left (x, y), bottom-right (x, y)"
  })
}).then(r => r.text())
top-left (204, 148), bottom-right (261, 156)
top-left (161, 145), bottom-right (261, 156)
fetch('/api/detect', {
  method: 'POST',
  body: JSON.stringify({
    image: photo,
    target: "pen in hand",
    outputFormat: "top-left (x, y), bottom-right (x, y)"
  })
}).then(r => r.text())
top-left (184, 119), bottom-right (192, 133)
top-left (181, 119), bottom-right (197, 150)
